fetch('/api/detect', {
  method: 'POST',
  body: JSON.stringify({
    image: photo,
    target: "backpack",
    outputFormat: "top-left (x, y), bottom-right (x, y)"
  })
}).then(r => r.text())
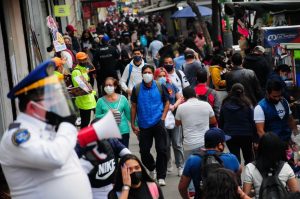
top-left (194, 150), bottom-right (224, 191)
top-left (197, 88), bottom-right (213, 104)
top-left (255, 161), bottom-right (288, 199)
top-left (126, 63), bottom-right (133, 86)
top-left (140, 35), bottom-right (148, 47)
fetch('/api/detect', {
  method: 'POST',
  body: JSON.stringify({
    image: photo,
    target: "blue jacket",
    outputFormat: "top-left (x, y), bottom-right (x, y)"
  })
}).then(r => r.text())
top-left (219, 101), bottom-right (255, 137)
top-left (259, 98), bottom-right (291, 141)
top-left (137, 81), bottom-right (164, 128)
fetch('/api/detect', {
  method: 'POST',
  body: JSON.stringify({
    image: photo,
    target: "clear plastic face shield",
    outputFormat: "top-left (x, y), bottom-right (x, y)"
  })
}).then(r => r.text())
top-left (16, 63), bottom-right (77, 125)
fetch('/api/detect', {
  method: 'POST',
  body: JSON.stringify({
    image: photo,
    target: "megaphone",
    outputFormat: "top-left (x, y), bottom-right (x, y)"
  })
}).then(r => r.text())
top-left (77, 111), bottom-right (121, 147)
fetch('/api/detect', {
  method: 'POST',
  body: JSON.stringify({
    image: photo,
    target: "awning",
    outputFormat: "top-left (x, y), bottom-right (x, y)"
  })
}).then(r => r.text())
top-left (143, 3), bottom-right (176, 14)
top-left (225, 1), bottom-right (300, 15)
top-left (171, 5), bottom-right (212, 18)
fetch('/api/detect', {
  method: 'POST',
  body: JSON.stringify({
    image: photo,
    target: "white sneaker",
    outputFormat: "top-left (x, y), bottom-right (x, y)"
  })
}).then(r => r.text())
top-left (149, 169), bottom-right (157, 180)
top-left (158, 179), bottom-right (166, 186)
top-left (75, 117), bottom-right (81, 126)
top-left (167, 164), bottom-right (173, 173)
top-left (178, 167), bottom-right (183, 176)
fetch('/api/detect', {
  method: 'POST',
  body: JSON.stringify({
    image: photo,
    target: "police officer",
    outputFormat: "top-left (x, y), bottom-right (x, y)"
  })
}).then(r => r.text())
top-left (0, 60), bottom-right (118, 199)
top-left (93, 35), bottom-right (120, 97)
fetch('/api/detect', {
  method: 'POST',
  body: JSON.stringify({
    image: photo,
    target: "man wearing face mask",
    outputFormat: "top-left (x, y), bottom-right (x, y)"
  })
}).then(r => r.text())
top-left (130, 65), bottom-right (170, 186)
top-left (0, 60), bottom-right (93, 199)
top-left (163, 56), bottom-right (189, 94)
top-left (179, 128), bottom-right (241, 199)
top-left (72, 52), bottom-right (97, 128)
top-left (254, 79), bottom-right (300, 142)
top-left (120, 48), bottom-right (145, 97)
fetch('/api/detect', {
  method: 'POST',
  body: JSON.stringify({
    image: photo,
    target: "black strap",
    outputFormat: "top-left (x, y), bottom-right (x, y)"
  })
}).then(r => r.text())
top-left (204, 88), bottom-right (213, 98)
top-left (8, 123), bottom-right (21, 130)
top-left (175, 70), bottom-right (183, 88)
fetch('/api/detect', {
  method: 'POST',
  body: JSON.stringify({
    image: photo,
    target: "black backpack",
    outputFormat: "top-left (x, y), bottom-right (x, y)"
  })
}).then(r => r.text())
top-left (194, 150), bottom-right (224, 190)
top-left (255, 161), bottom-right (288, 199)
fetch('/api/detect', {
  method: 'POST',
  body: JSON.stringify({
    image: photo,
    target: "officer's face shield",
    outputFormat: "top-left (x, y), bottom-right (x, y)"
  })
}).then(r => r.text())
top-left (38, 76), bottom-right (77, 117)
top-left (17, 74), bottom-right (77, 119)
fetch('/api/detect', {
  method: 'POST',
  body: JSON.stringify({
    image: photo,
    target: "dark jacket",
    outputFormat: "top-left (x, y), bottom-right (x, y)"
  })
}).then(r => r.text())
top-left (219, 101), bottom-right (255, 137)
top-left (243, 54), bottom-right (272, 90)
top-left (226, 66), bottom-right (263, 106)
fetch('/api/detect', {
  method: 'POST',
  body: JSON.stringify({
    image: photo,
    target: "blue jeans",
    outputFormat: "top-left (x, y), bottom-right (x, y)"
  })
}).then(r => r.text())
top-left (167, 126), bottom-right (184, 168)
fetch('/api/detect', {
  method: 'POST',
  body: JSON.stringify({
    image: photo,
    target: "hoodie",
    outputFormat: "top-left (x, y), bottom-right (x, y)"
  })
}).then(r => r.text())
top-left (219, 101), bottom-right (255, 136)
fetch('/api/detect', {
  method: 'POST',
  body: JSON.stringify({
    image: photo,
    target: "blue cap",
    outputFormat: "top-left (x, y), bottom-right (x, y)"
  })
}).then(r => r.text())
top-left (205, 127), bottom-right (231, 147)
top-left (102, 35), bottom-right (110, 42)
top-left (7, 60), bottom-right (56, 99)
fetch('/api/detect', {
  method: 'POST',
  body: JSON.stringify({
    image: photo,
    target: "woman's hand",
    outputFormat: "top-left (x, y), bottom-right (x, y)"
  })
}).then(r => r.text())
top-left (122, 165), bottom-right (131, 187)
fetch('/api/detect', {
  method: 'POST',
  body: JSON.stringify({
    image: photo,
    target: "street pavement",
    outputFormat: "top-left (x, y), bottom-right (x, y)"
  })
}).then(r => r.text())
top-left (129, 133), bottom-right (182, 199)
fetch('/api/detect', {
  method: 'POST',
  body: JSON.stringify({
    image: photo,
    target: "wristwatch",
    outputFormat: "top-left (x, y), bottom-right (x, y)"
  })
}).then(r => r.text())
top-left (122, 185), bottom-right (131, 191)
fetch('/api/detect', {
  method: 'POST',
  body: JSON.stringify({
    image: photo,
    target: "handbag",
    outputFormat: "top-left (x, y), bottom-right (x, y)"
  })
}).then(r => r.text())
top-left (165, 110), bottom-right (175, 129)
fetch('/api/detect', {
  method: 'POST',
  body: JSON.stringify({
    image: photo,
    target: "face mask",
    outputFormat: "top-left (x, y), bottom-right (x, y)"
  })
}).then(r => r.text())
top-left (130, 171), bottom-right (142, 185)
top-left (133, 56), bottom-right (142, 62)
top-left (143, 73), bottom-right (153, 83)
top-left (164, 64), bottom-right (174, 72)
top-left (158, 77), bottom-right (166, 85)
top-left (104, 86), bottom-right (115, 95)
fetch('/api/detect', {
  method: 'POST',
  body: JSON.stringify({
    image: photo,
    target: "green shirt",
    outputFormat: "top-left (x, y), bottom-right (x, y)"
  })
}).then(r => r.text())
top-left (71, 65), bottom-right (96, 110)
top-left (95, 95), bottom-right (131, 134)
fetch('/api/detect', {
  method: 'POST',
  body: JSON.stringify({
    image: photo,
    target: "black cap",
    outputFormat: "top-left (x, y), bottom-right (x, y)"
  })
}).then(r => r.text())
top-left (184, 49), bottom-right (195, 59)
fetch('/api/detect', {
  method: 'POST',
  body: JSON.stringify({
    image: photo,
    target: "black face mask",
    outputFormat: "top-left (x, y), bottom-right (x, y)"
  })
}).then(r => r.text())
top-left (46, 111), bottom-right (77, 127)
top-left (130, 171), bottom-right (142, 185)
top-left (164, 64), bottom-right (174, 72)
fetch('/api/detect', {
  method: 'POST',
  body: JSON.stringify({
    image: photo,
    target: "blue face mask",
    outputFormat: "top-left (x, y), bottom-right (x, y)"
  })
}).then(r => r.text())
top-left (158, 77), bottom-right (166, 85)
top-left (281, 76), bottom-right (288, 81)
top-left (133, 56), bottom-right (142, 62)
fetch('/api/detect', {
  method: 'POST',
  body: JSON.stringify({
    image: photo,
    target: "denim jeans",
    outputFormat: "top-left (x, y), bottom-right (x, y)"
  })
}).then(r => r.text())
top-left (166, 126), bottom-right (184, 168)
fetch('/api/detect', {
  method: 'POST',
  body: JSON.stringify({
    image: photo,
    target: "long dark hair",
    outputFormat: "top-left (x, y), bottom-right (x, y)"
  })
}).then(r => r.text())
top-left (112, 154), bottom-right (154, 191)
top-left (222, 83), bottom-right (252, 108)
top-left (202, 168), bottom-right (240, 199)
top-left (256, 132), bottom-right (286, 172)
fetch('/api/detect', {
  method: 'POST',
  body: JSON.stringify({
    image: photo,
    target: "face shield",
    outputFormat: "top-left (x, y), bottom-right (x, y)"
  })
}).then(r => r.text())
top-left (16, 74), bottom-right (77, 125)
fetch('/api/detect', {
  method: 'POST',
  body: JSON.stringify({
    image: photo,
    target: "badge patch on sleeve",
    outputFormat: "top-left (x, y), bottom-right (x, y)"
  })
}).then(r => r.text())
top-left (12, 129), bottom-right (30, 146)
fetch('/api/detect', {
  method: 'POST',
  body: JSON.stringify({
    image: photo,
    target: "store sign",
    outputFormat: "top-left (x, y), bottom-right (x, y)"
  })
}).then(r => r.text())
top-left (46, 16), bottom-right (66, 52)
top-left (54, 5), bottom-right (70, 17)
top-left (264, 26), bottom-right (300, 47)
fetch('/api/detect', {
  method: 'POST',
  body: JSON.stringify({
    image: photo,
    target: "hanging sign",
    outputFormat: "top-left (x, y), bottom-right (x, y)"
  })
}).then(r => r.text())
top-left (54, 5), bottom-right (70, 17)
top-left (263, 26), bottom-right (300, 47)
top-left (46, 16), bottom-right (66, 52)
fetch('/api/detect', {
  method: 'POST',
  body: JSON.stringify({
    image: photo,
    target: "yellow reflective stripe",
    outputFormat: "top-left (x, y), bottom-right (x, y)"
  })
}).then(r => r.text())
top-left (15, 75), bottom-right (63, 96)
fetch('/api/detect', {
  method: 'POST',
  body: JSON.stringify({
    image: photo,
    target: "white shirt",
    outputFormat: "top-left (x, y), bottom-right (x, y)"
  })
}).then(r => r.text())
top-left (175, 98), bottom-right (214, 150)
top-left (254, 100), bottom-right (292, 123)
top-left (244, 162), bottom-right (295, 199)
top-left (0, 113), bottom-right (92, 199)
top-left (120, 60), bottom-right (144, 92)
top-left (168, 70), bottom-right (190, 94)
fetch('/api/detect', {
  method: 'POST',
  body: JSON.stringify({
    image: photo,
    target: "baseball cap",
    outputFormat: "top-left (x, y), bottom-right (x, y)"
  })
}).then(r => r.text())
top-left (52, 57), bottom-right (66, 67)
top-left (254, 45), bottom-right (265, 54)
top-left (205, 128), bottom-right (231, 147)
top-left (76, 52), bottom-right (88, 60)
top-left (66, 24), bottom-right (77, 32)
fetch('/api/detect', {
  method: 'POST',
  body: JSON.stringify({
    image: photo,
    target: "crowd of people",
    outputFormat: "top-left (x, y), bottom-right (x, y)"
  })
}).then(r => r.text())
top-left (1, 14), bottom-right (300, 199)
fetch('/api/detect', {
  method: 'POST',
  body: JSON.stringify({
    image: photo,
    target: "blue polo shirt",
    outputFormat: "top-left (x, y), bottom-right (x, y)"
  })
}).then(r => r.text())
top-left (182, 150), bottom-right (240, 199)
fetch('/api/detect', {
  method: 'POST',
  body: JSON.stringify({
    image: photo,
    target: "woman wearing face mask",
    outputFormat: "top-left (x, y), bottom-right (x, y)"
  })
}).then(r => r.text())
top-left (95, 77), bottom-right (131, 147)
top-left (154, 67), bottom-right (184, 175)
top-left (108, 154), bottom-right (164, 199)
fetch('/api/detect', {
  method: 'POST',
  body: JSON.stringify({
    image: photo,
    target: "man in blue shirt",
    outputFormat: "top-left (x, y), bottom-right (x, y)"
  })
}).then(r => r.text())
top-left (131, 65), bottom-right (170, 186)
top-left (178, 128), bottom-right (241, 199)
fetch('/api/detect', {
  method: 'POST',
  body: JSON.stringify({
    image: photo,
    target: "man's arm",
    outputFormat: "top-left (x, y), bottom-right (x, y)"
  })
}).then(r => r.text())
top-left (256, 123), bottom-right (265, 138)
top-left (131, 102), bottom-right (139, 135)
top-left (254, 105), bottom-right (265, 138)
top-left (175, 119), bottom-right (182, 126)
top-left (120, 64), bottom-right (130, 93)
top-left (209, 116), bottom-right (217, 125)
top-left (178, 175), bottom-right (191, 199)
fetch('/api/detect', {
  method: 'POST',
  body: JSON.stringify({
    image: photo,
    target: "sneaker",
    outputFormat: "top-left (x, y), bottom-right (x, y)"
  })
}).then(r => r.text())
top-left (149, 169), bottom-right (157, 180)
top-left (158, 179), bottom-right (166, 186)
top-left (75, 117), bottom-right (81, 126)
top-left (178, 167), bottom-right (183, 176)
top-left (167, 164), bottom-right (173, 173)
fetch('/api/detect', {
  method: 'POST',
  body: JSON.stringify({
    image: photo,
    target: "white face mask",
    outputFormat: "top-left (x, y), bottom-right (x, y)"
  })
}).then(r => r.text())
top-left (143, 73), bottom-right (153, 83)
top-left (104, 86), bottom-right (115, 95)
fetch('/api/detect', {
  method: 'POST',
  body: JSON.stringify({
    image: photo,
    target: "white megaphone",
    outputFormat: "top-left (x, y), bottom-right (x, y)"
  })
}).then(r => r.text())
top-left (77, 111), bottom-right (121, 147)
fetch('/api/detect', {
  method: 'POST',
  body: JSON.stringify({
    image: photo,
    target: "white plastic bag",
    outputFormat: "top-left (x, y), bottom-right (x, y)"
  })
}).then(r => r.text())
top-left (165, 110), bottom-right (175, 129)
